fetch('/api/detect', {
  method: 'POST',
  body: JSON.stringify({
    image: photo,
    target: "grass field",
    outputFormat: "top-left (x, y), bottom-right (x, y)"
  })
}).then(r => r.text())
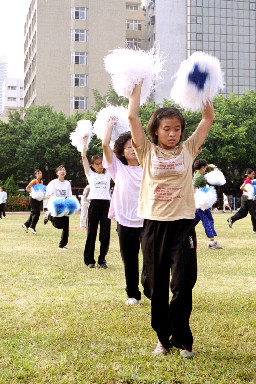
top-left (0, 212), bottom-right (255, 384)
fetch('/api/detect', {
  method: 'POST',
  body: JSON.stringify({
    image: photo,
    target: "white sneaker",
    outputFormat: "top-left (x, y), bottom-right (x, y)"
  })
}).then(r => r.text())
top-left (126, 298), bottom-right (139, 306)
top-left (21, 224), bottom-right (28, 233)
top-left (180, 349), bottom-right (195, 358)
top-left (58, 246), bottom-right (68, 250)
top-left (29, 228), bottom-right (37, 234)
top-left (152, 340), bottom-right (168, 355)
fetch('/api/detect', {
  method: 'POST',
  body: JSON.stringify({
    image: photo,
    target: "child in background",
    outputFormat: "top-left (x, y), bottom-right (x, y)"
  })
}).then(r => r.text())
top-left (81, 139), bottom-right (111, 268)
top-left (0, 186), bottom-right (7, 219)
top-left (44, 165), bottom-right (72, 250)
top-left (80, 185), bottom-right (90, 228)
top-left (128, 81), bottom-right (214, 358)
top-left (193, 159), bottom-right (222, 250)
top-left (223, 193), bottom-right (232, 212)
top-left (102, 117), bottom-right (143, 305)
top-left (22, 169), bottom-right (43, 234)
top-left (227, 168), bottom-right (256, 232)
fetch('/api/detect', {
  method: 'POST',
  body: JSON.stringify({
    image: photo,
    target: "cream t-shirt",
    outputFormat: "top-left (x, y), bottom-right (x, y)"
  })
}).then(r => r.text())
top-left (134, 131), bottom-right (201, 221)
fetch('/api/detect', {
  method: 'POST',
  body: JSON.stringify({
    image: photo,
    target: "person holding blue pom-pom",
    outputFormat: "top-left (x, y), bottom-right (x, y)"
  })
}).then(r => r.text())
top-left (44, 165), bottom-right (72, 250)
top-left (128, 80), bottom-right (214, 358)
top-left (22, 169), bottom-right (44, 234)
top-left (193, 159), bottom-right (222, 250)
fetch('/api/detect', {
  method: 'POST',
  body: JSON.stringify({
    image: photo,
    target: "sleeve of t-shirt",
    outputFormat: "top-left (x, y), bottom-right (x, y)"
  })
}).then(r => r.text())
top-left (103, 153), bottom-right (117, 181)
top-left (133, 134), bottom-right (151, 169)
top-left (66, 182), bottom-right (72, 197)
top-left (183, 130), bottom-right (202, 158)
top-left (28, 179), bottom-right (38, 188)
top-left (46, 180), bottom-right (54, 196)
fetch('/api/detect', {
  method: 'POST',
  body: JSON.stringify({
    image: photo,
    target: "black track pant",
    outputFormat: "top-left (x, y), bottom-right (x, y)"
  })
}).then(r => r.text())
top-left (24, 197), bottom-right (40, 230)
top-left (231, 196), bottom-right (256, 231)
top-left (49, 214), bottom-right (69, 248)
top-left (84, 199), bottom-right (111, 266)
top-left (117, 223), bottom-right (143, 300)
top-left (141, 219), bottom-right (197, 351)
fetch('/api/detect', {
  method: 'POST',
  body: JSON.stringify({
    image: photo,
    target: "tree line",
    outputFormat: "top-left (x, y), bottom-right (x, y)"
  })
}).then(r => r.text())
top-left (0, 88), bottom-right (255, 197)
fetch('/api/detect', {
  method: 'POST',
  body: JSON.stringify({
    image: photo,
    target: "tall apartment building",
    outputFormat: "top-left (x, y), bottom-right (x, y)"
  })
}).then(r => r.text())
top-left (0, 78), bottom-right (24, 122)
top-left (145, 0), bottom-right (256, 103)
top-left (0, 57), bottom-right (8, 114)
top-left (24, 0), bottom-right (145, 115)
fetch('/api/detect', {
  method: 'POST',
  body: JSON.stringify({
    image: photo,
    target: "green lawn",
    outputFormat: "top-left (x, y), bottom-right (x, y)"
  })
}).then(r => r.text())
top-left (0, 213), bottom-right (255, 384)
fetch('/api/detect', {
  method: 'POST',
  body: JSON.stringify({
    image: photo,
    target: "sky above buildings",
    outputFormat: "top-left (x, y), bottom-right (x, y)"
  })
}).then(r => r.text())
top-left (0, 0), bottom-right (30, 78)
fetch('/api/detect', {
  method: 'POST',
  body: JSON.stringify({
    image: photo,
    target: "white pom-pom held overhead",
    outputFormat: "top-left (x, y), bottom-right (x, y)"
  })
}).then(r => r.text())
top-left (194, 186), bottom-right (217, 211)
top-left (70, 120), bottom-right (93, 153)
top-left (104, 44), bottom-right (165, 105)
top-left (204, 170), bottom-right (226, 186)
top-left (170, 51), bottom-right (224, 111)
top-left (93, 105), bottom-right (130, 145)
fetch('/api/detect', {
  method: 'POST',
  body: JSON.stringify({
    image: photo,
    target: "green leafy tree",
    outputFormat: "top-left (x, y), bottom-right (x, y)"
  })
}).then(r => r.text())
top-left (4, 175), bottom-right (19, 195)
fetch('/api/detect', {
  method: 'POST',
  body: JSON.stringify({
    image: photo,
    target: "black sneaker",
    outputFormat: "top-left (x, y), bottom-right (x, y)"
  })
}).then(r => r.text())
top-left (97, 261), bottom-right (108, 269)
top-left (44, 213), bottom-right (49, 225)
top-left (227, 218), bottom-right (232, 228)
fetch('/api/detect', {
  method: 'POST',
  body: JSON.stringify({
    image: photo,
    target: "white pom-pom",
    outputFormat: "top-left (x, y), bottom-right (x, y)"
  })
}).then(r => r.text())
top-left (93, 105), bottom-right (130, 145)
top-left (244, 184), bottom-right (255, 200)
top-left (31, 184), bottom-right (47, 201)
top-left (170, 51), bottom-right (224, 111)
top-left (194, 186), bottom-right (217, 210)
top-left (104, 44), bottom-right (165, 105)
top-left (48, 197), bottom-right (68, 217)
top-left (204, 170), bottom-right (226, 186)
top-left (70, 120), bottom-right (93, 153)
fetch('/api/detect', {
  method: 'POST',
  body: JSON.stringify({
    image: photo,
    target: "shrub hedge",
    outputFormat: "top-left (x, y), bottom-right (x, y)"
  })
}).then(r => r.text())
top-left (5, 195), bottom-right (30, 212)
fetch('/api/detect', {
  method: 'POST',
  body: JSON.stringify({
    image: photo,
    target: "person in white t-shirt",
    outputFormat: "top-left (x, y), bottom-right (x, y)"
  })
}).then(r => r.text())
top-left (128, 81), bottom-right (214, 358)
top-left (44, 165), bottom-right (72, 250)
top-left (102, 117), bottom-right (143, 305)
top-left (80, 185), bottom-right (90, 228)
top-left (81, 139), bottom-right (111, 268)
top-left (0, 186), bottom-right (7, 219)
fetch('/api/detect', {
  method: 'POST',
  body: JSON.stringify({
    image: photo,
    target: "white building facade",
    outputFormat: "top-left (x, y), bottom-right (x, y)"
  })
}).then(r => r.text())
top-left (145, 0), bottom-right (256, 104)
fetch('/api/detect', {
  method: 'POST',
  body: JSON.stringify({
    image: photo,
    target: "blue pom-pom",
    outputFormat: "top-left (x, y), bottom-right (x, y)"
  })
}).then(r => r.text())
top-left (32, 183), bottom-right (46, 192)
top-left (53, 199), bottom-right (66, 216)
top-left (188, 64), bottom-right (209, 91)
top-left (65, 196), bottom-right (80, 215)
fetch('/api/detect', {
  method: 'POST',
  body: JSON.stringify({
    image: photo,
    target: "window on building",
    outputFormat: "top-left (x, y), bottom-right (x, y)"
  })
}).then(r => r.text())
top-left (71, 52), bottom-right (87, 65)
top-left (71, 29), bottom-right (88, 42)
top-left (71, 74), bottom-right (88, 87)
top-left (150, 16), bottom-right (155, 25)
top-left (126, 3), bottom-right (139, 10)
top-left (8, 97), bottom-right (16, 101)
top-left (71, 97), bottom-right (87, 110)
top-left (8, 86), bottom-right (17, 90)
top-left (71, 7), bottom-right (88, 19)
top-left (126, 38), bottom-right (141, 49)
top-left (126, 20), bottom-right (142, 30)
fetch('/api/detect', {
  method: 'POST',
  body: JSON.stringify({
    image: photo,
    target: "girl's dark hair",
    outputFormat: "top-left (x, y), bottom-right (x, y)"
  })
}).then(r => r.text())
top-left (245, 168), bottom-right (254, 176)
top-left (193, 158), bottom-right (208, 171)
top-left (90, 154), bottom-right (106, 173)
top-left (56, 165), bottom-right (65, 173)
top-left (34, 168), bottom-right (42, 176)
top-left (113, 131), bottom-right (131, 165)
top-left (147, 107), bottom-right (186, 145)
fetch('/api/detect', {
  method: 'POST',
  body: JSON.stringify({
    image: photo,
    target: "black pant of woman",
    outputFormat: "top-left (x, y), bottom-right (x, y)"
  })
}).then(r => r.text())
top-left (24, 197), bottom-right (40, 230)
top-left (117, 223), bottom-right (143, 300)
top-left (84, 199), bottom-right (111, 266)
top-left (230, 196), bottom-right (256, 231)
top-left (141, 219), bottom-right (197, 352)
